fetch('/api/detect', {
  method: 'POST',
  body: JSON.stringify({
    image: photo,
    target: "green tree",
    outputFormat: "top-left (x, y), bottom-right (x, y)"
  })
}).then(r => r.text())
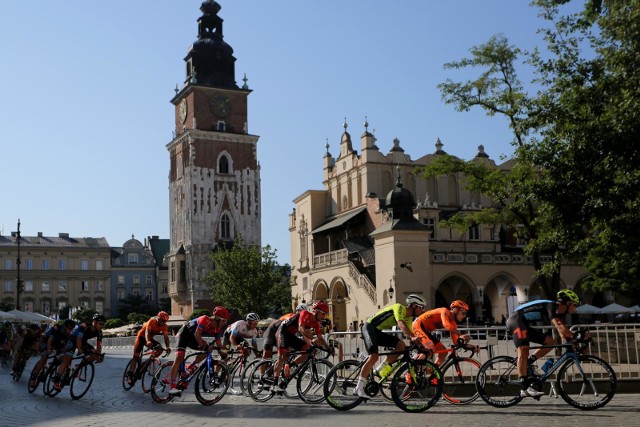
top-left (189, 308), bottom-right (211, 320)
top-left (428, 0), bottom-right (640, 298)
top-left (527, 0), bottom-right (640, 295)
top-left (72, 308), bottom-right (97, 324)
top-left (105, 318), bottom-right (125, 329)
top-left (117, 294), bottom-right (155, 321)
top-left (205, 237), bottom-right (291, 319)
top-left (127, 313), bottom-right (151, 324)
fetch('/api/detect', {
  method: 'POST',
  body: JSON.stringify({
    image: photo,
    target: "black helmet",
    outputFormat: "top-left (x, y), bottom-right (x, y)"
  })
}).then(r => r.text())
top-left (92, 313), bottom-right (106, 322)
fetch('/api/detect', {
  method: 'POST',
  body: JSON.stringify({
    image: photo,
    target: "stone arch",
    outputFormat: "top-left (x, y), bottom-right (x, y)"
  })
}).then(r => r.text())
top-left (435, 273), bottom-right (475, 319)
top-left (483, 272), bottom-right (520, 324)
top-left (329, 277), bottom-right (349, 331)
top-left (312, 279), bottom-right (329, 302)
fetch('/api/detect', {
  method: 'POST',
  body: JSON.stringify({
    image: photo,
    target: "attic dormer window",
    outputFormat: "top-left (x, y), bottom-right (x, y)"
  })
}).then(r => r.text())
top-left (217, 121), bottom-right (226, 132)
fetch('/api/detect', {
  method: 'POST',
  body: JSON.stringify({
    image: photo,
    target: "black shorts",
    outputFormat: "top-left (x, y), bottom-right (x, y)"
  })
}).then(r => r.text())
top-left (176, 325), bottom-right (200, 351)
top-left (361, 322), bottom-right (400, 355)
top-left (275, 324), bottom-right (307, 353)
top-left (506, 312), bottom-right (550, 347)
top-left (262, 320), bottom-right (281, 351)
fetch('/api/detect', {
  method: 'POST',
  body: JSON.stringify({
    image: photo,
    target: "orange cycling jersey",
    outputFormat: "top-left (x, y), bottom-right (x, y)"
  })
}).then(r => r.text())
top-left (412, 307), bottom-right (462, 343)
top-left (137, 317), bottom-right (169, 339)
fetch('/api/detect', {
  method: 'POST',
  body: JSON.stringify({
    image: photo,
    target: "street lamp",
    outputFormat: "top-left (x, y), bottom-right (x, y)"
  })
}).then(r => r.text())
top-left (16, 219), bottom-right (23, 310)
top-left (388, 275), bottom-right (395, 300)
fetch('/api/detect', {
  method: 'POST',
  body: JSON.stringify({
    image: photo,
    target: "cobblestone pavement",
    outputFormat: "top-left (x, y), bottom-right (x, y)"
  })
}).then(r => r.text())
top-left (1, 348), bottom-right (639, 427)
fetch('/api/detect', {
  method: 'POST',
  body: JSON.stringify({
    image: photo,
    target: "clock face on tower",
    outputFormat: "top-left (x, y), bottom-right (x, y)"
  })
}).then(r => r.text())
top-left (179, 99), bottom-right (188, 123)
top-left (210, 94), bottom-right (231, 118)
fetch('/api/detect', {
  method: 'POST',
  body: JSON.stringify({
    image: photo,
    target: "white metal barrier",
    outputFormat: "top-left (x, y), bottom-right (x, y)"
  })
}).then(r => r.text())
top-left (100, 323), bottom-right (640, 380)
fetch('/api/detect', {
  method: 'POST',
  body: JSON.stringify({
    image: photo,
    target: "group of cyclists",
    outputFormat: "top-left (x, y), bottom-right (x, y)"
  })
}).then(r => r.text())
top-left (4, 287), bottom-right (586, 406)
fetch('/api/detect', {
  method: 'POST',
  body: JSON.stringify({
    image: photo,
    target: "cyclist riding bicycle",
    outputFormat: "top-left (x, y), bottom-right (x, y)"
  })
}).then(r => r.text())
top-left (271, 300), bottom-right (331, 393)
top-left (354, 294), bottom-right (426, 399)
top-left (261, 303), bottom-right (308, 361)
top-left (11, 323), bottom-right (42, 375)
top-left (412, 300), bottom-right (478, 365)
top-left (222, 312), bottom-right (260, 355)
top-left (53, 313), bottom-right (105, 391)
top-left (168, 306), bottom-right (231, 396)
top-left (126, 311), bottom-right (172, 385)
top-left (506, 288), bottom-right (580, 398)
top-left (30, 319), bottom-right (76, 388)
top-left (1, 321), bottom-right (14, 361)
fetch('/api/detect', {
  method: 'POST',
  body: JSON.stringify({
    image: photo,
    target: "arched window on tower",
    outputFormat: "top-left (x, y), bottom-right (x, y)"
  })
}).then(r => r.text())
top-left (219, 155), bottom-right (229, 174)
top-left (221, 213), bottom-right (231, 240)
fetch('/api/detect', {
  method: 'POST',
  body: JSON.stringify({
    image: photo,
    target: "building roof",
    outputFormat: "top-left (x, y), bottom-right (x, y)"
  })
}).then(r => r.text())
top-left (0, 233), bottom-right (110, 248)
top-left (312, 206), bottom-right (367, 235)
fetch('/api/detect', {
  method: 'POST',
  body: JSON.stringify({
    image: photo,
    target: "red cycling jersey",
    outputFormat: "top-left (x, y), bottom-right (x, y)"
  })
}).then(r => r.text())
top-left (282, 310), bottom-right (322, 337)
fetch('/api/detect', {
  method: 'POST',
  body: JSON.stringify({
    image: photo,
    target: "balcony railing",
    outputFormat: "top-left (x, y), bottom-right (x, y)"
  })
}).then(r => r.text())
top-left (313, 248), bottom-right (348, 268)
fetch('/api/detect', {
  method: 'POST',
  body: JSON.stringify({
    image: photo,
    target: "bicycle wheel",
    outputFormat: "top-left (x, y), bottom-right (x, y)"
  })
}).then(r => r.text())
top-left (150, 361), bottom-right (175, 404)
top-left (556, 355), bottom-right (617, 410)
top-left (240, 359), bottom-right (262, 396)
top-left (44, 362), bottom-right (62, 397)
top-left (247, 359), bottom-right (276, 402)
top-left (440, 357), bottom-right (481, 404)
top-left (122, 359), bottom-right (136, 391)
top-left (12, 355), bottom-right (27, 382)
top-left (390, 360), bottom-right (443, 413)
top-left (227, 360), bottom-right (242, 395)
top-left (141, 358), bottom-right (160, 394)
top-left (323, 359), bottom-right (364, 411)
top-left (475, 356), bottom-right (523, 408)
top-left (194, 361), bottom-right (231, 406)
top-left (297, 358), bottom-right (332, 404)
top-left (70, 362), bottom-right (95, 400)
top-left (27, 362), bottom-right (43, 393)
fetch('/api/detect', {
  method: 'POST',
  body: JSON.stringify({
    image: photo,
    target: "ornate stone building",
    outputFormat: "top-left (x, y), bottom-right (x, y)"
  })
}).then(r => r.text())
top-left (166, 1), bottom-right (261, 317)
top-left (289, 123), bottom-right (618, 331)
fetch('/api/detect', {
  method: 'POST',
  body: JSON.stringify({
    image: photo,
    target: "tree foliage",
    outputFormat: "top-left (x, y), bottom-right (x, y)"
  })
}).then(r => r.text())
top-left (205, 237), bottom-right (291, 319)
top-left (426, 0), bottom-right (640, 298)
top-left (116, 294), bottom-right (156, 321)
top-left (72, 308), bottom-right (97, 324)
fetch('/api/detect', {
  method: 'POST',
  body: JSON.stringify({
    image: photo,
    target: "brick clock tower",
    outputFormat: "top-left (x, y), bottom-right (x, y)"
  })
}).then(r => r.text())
top-left (166, 0), bottom-right (261, 317)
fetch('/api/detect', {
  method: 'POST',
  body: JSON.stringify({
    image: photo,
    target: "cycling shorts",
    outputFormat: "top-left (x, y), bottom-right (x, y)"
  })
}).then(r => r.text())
top-left (361, 322), bottom-right (400, 355)
top-left (506, 312), bottom-right (550, 347)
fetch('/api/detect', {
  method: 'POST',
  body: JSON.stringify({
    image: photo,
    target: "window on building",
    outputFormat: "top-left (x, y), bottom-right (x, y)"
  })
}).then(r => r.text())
top-left (221, 213), bottom-right (231, 239)
top-left (25, 259), bottom-right (33, 270)
top-left (118, 289), bottom-right (125, 301)
top-left (81, 281), bottom-right (89, 292)
top-left (161, 282), bottom-right (168, 293)
top-left (96, 281), bottom-right (104, 292)
top-left (219, 155), bottom-right (229, 174)
top-left (179, 261), bottom-right (186, 282)
top-left (24, 301), bottom-right (33, 312)
top-left (58, 259), bottom-right (66, 270)
top-left (58, 301), bottom-right (67, 310)
top-left (170, 260), bottom-right (176, 282)
top-left (128, 253), bottom-right (139, 264)
top-left (423, 218), bottom-right (436, 238)
top-left (80, 300), bottom-right (89, 309)
top-left (42, 282), bottom-right (50, 292)
top-left (24, 281), bottom-right (33, 292)
top-left (132, 289), bottom-right (140, 297)
top-left (81, 260), bottom-right (89, 271)
top-left (469, 224), bottom-right (480, 241)
top-left (133, 275), bottom-right (140, 286)
top-left (146, 289), bottom-right (153, 301)
top-left (58, 281), bottom-right (66, 292)
top-left (96, 260), bottom-right (103, 270)
top-left (42, 301), bottom-right (51, 315)
top-left (118, 275), bottom-right (125, 286)
top-left (146, 275), bottom-right (152, 285)
top-left (42, 259), bottom-right (50, 270)
top-left (5, 259), bottom-right (12, 270)
top-left (4, 280), bottom-right (13, 292)
top-left (95, 301), bottom-right (103, 314)
top-left (516, 225), bottom-right (527, 247)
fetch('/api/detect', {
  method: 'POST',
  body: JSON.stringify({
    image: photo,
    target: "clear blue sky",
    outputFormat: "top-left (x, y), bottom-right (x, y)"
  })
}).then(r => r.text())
top-left (0, 1), bottom-right (562, 262)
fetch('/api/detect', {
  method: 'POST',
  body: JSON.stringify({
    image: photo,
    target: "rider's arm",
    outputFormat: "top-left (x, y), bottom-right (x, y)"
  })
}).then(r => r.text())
top-left (393, 304), bottom-right (414, 339)
top-left (194, 327), bottom-right (207, 348)
top-left (551, 316), bottom-right (574, 341)
top-left (163, 332), bottom-right (171, 350)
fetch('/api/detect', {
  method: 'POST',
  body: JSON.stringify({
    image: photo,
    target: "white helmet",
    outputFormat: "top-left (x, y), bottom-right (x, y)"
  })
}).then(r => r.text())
top-left (246, 312), bottom-right (260, 322)
top-left (406, 294), bottom-right (426, 307)
top-left (296, 303), bottom-right (309, 312)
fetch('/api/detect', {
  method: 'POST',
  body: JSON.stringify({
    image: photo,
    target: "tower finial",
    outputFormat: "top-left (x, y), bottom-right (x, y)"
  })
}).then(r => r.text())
top-left (364, 116), bottom-right (369, 132)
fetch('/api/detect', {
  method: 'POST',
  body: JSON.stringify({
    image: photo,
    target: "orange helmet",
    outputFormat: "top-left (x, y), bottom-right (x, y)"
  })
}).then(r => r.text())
top-left (157, 311), bottom-right (170, 321)
top-left (450, 300), bottom-right (469, 312)
top-left (312, 300), bottom-right (330, 314)
top-left (212, 306), bottom-right (231, 320)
